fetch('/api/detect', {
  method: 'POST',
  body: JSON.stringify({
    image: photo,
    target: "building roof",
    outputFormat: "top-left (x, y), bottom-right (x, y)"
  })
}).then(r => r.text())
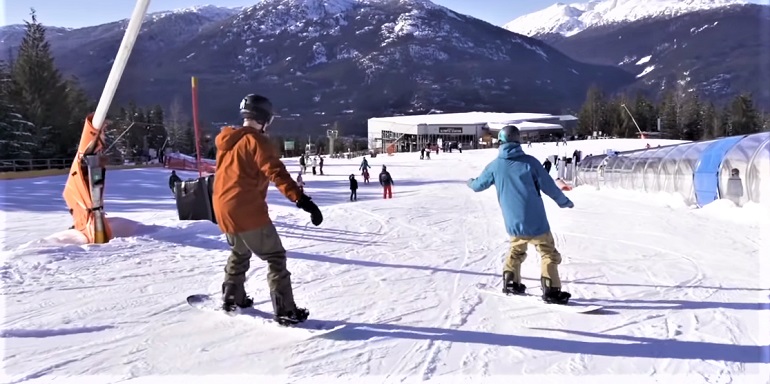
top-left (487, 121), bottom-right (565, 131)
top-left (368, 112), bottom-right (558, 126)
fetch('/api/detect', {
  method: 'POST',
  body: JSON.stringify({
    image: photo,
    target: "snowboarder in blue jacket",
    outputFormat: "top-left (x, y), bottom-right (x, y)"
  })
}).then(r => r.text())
top-left (467, 125), bottom-right (574, 304)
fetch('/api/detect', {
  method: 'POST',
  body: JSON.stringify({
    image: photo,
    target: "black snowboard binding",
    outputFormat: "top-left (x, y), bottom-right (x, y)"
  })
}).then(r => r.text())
top-left (541, 277), bottom-right (571, 305)
top-left (270, 291), bottom-right (309, 326)
top-left (221, 282), bottom-right (254, 312)
top-left (502, 271), bottom-right (526, 295)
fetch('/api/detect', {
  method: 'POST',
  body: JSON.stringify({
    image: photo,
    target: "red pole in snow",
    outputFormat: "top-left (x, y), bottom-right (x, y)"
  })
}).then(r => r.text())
top-left (191, 76), bottom-right (203, 178)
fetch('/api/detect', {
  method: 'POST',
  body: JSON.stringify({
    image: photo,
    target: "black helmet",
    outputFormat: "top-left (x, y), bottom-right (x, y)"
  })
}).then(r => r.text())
top-left (498, 125), bottom-right (521, 144)
top-left (240, 94), bottom-right (274, 125)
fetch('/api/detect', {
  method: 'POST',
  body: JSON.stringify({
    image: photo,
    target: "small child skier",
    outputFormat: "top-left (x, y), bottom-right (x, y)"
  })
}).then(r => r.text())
top-left (297, 171), bottom-right (305, 193)
top-left (349, 174), bottom-right (358, 201)
top-left (362, 168), bottom-right (370, 184)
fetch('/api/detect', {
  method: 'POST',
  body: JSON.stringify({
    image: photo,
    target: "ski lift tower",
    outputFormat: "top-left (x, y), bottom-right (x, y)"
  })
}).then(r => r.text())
top-left (326, 129), bottom-right (338, 156)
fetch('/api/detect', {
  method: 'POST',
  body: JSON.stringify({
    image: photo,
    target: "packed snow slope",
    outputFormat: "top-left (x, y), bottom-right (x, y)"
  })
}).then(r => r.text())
top-left (1, 138), bottom-right (768, 384)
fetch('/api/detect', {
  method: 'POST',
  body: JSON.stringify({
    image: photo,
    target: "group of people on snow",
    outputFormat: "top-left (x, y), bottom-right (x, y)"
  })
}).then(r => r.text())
top-left (157, 92), bottom-right (577, 327)
top-left (293, 155), bottom-right (394, 202)
top-left (349, 157), bottom-right (393, 201)
top-left (298, 154), bottom-right (324, 175)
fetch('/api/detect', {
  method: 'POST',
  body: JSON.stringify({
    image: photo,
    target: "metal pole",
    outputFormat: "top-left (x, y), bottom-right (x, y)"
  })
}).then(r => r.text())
top-left (191, 76), bottom-right (203, 177)
top-left (620, 103), bottom-right (644, 137)
top-left (91, 0), bottom-right (152, 132)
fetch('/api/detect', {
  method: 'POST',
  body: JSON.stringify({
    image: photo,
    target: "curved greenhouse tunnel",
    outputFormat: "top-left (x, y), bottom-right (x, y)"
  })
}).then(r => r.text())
top-left (575, 132), bottom-right (770, 207)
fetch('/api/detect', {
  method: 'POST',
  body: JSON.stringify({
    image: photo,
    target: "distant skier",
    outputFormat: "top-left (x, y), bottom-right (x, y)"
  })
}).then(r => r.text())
top-left (211, 93), bottom-right (323, 325)
top-left (360, 157), bottom-right (371, 183)
top-left (349, 174), bottom-right (358, 201)
top-left (168, 170), bottom-right (181, 194)
top-left (319, 156), bottom-right (324, 175)
top-left (311, 156), bottom-right (318, 175)
top-left (466, 125), bottom-right (574, 305)
top-left (359, 157), bottom-right (371, 172)
top-left (299, 155), bottom-right (306, 174)
top-left (379, 165), bottom-right (394, 199)
top-left (542, 158), bottom-right (552, 173)
top-left (297, 171), bottom-right (305, 194)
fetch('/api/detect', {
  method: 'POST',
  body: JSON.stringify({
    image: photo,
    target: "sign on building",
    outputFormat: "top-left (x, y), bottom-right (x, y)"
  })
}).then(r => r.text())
top-left (438, 127), bottom-right (463, 134)
top-left (284, 140), bottom-right (295, 151)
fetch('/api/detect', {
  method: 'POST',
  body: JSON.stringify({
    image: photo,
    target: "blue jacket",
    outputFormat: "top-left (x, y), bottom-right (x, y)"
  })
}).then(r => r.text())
top-left (468, 142), bottom-right (572, 237)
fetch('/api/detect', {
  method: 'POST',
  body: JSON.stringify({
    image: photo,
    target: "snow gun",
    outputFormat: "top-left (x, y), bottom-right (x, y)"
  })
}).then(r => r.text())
top-left (62, 0), bottom-right (152, 244)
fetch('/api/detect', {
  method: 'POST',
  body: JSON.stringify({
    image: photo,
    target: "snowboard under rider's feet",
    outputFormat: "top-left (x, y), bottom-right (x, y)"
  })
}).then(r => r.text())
top-left (222, 283), bottom-right (310, 326)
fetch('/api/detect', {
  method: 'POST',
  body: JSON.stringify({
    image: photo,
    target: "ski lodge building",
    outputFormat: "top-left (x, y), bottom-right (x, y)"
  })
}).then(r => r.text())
top-left (367, 112), bottom-right (577, 152)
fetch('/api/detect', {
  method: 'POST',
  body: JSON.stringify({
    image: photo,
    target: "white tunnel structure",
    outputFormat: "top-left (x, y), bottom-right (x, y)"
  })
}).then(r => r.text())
top-left (575, 132), bottom-right (770, 207)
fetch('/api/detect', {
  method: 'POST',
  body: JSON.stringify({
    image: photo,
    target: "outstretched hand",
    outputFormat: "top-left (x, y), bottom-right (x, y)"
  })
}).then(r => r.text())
top-left (296, 194), bottom-right (323, 226)
top-left (466, 178), bottom-right (475, 188)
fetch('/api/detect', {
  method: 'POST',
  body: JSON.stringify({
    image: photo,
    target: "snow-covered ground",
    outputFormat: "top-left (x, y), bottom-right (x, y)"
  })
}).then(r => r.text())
top-left (1, 138), bottom-right (768, 384)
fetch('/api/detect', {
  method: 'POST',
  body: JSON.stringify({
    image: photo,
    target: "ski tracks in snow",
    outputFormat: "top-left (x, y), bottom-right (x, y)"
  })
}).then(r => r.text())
top-left (378, 190), bottom-right (502, 381)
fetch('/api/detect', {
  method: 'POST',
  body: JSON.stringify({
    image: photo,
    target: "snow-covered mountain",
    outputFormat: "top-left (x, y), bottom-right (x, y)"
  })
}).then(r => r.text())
top-left (546, 3), bottom-right (770, 108)
top-left (0, 0), bottom-right (633, 132)
top-left (503, 0), bottom-right (748, 37)
top-left (148, 4), bottom-right (245, 22)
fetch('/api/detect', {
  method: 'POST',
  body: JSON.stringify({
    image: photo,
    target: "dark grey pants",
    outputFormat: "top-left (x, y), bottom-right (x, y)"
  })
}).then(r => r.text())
top-left (224, 223), bottom-right (295, 309)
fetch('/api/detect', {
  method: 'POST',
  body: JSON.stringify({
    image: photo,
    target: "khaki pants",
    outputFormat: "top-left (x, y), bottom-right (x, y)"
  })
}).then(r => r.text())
top-left (224, 223), bottom-right (295, 308)
top-left (504, 231), bottom-right (563, 288)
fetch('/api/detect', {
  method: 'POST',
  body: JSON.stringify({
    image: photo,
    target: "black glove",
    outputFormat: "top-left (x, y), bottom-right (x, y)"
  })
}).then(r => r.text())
top-left (296, 193), bottom-right (323, 226)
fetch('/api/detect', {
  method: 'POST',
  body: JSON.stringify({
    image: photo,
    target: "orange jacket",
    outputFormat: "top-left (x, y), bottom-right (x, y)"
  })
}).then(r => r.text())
top-left (212, 126), bottom-right (302, 233)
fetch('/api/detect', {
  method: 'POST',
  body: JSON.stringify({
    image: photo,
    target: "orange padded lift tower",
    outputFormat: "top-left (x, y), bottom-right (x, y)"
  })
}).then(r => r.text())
top-left (62, 0), bottom-right (152, 244)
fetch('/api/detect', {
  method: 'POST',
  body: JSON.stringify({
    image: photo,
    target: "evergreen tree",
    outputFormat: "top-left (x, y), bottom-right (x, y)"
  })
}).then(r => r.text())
top-left (604, 98), bottom-right (625, 138)
top-left (103, 107), bottom-right (131, 161)
top-left (146, 104), bottom-right (167, 156)
top-left (0, 62), bottom-right (36, 159)
top-left (9, 9), bottom-right (71, 157)
top-left (717, 105), bottom-right (730, 138)
top-left (165, 97), bottom-right (187, 153)
top-left (700, 102), bottom-right (718, 140)
top-left (728, 93), bottom-right (761, 135)
top-left (59, 76), bottom-right (92, 157)
top-left (178, 121), bottom-right (196, 155)
top-left (658, 90), bottom-right (681, 139)
top-left (632, 93), bottom-right (657, 133)
top-left (680, 93), bottom-right (703, 141)
top-left (577, 85), bottom-right (607, 137)
top-left (126, 103), bottom-right (148, 157)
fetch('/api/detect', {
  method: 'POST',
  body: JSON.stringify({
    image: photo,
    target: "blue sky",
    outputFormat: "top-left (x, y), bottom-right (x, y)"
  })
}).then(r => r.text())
top-left (2, 0), bottom-right (564, 28)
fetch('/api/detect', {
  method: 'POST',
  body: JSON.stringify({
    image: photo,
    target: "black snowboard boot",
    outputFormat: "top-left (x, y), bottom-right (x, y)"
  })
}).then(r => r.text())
top-left (221, 282), bottom-right (254, 312)
top-left (540, 277), bottom-right (571, 305)
top-left (270, 291), bottom-right (309, 326)
top-left (502, 271), bottom-right (526, 295)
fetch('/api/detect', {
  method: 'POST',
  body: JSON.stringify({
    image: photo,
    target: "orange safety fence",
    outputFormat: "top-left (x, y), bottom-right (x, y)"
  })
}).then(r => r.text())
top-left (555, 178), bottom-right (573, 191)
top-left (164, 153), bottom-right (216, 174)
top-left (62, 114), bottom-right (113, 243)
